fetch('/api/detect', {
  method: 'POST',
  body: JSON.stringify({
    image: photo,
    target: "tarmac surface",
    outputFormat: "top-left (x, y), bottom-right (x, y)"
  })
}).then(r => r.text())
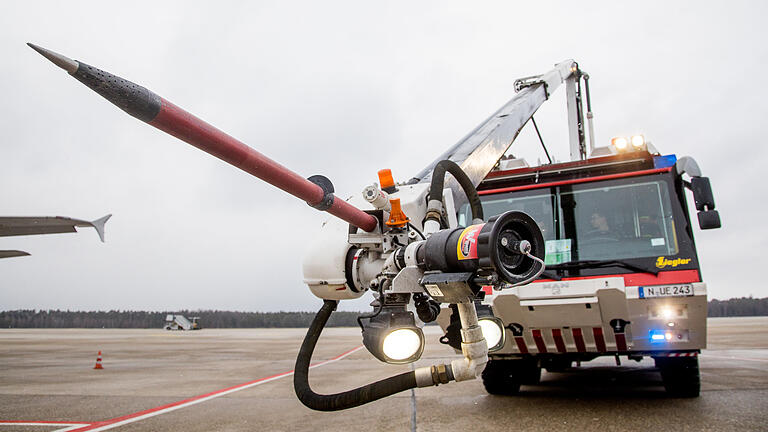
top-left (1, 317), bottom-right (766, 431)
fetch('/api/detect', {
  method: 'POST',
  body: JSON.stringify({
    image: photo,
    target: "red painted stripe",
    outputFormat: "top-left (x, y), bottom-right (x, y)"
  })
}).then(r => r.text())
top-left (552, 329), bottom-right (567, 353)
top-left (593, 327), bottom-right (607, 352)
top-left (571, 328), bottom-right (586, 352)
top-left (514, 336), bottom-right (529, 354)
top-left (0, 421), bottom-right (90, 424)
top-left (67, 346), bottom-right (363, 431)
top-left (532, 329), bottom-right (547, 353)
top-left (533, 269), bottom-right (701, 287)
top-left (479, 167), bottom-right (672, 195)
top-left (615, 333), bottom-right (628, 351)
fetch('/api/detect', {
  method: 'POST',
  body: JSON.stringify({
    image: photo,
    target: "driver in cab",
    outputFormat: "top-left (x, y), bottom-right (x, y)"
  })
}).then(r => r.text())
top-left (583, 211), bottom-right (618, 242)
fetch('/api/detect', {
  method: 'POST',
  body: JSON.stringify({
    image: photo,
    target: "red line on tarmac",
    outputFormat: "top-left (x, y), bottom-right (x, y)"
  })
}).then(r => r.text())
top-left (0, 422), bottom-right (92, 432)
top-left (1, 346), bottom-right (363, 432)
top-left (0, 421), bottom-right (89, 424)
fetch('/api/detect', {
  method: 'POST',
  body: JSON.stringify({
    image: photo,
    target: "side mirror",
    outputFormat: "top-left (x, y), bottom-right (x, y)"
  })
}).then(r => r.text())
top-left (689, 177), bottom-right (721, 229)
top-left (690, 177), bottom-right (715, 211)
top-left (697, 210), bottom-right (721, 230)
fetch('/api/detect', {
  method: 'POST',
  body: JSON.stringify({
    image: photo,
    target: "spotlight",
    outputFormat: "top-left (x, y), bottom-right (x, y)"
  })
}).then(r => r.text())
top-left (611, 136), bottom-right (628, 151)
top-left (475, 304), bottom-right (506, 352)
top-left (361, 304), bottom-right (424, 364)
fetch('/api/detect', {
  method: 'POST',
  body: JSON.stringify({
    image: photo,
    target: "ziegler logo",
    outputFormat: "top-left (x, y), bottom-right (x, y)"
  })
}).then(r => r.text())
top-left (655, 256), bottom-right (692, 269)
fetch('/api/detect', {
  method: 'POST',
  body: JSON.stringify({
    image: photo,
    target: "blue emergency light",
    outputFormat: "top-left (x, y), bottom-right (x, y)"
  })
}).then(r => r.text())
top-left (653, 154), bottom-right (677, 169)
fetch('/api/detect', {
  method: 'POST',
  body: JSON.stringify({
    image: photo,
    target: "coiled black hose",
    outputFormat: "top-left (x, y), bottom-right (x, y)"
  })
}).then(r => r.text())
top-left (294, 300), bottom-right (418, 411)
top-left (429, 160), bottom-right (484, 223)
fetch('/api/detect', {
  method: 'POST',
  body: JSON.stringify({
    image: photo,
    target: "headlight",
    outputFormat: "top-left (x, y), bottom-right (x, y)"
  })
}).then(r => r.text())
top-left (478, 317), bottom-right (505, 351)
top-left (475, 303), bottom-right (506, 352)
top-left (361, 304), bottom-right (425, 364)
top-left (382, 328), bottom-right (423, 361)
top-left (631, 134), bottom-right (645, 148)
top-left (611, 136), bottom-right (628, 151)
top-left (650, 329), bottom-right (674, 342)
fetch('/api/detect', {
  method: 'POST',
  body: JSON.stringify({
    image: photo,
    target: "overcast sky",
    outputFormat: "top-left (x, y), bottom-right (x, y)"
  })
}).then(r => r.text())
top-left (1, 1), bottom-right (765, 312)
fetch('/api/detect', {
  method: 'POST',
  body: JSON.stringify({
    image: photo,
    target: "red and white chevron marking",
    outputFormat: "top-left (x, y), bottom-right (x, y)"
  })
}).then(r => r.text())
top-left (654, 351), bottom-right (698, 357)
top-left (513, 327), bottom-right (630, 354)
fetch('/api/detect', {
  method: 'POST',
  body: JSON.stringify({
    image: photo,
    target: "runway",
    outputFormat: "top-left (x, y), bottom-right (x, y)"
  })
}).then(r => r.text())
top-left (1, 317), bottom-right (766, 431)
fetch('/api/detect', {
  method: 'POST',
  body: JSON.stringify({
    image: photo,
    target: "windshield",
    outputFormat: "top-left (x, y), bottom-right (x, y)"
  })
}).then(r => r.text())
top-left (461, 178), bottom-right (680, 266)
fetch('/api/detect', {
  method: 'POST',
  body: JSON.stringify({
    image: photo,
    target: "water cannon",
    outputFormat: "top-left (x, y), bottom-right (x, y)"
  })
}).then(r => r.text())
top-left (30, 43), bottom-right (547, 411)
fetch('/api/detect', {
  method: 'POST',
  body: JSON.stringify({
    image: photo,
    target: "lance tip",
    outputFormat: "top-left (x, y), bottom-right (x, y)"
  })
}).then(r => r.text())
top-left (27, 43), bottom-right (78, 74)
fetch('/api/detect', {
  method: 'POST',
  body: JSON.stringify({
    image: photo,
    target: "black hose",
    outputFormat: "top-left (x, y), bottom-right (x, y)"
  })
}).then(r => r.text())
top-left (428, 160), bottom-right (483, 223)
top-left (294, 300), bottom-right (419, 411)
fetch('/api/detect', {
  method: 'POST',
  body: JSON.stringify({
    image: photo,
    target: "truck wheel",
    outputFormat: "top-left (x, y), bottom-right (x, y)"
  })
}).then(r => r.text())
top-left (543, 357), bottom-right (572, 373)
top-left (482, 359), bottom-right (532, 395)
top-left (656, 356), bottom-right (700, 397)
top-left (519, 358), bottom-right (542, 385)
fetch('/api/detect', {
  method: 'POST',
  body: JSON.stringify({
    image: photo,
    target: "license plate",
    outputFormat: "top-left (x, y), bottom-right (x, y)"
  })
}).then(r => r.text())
top-left (639, 284), bottom-right (693, 298)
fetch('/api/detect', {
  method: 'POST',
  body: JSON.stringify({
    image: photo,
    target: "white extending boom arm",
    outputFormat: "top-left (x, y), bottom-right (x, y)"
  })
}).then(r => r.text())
top-left (410, 60), bottom-right (584, 208)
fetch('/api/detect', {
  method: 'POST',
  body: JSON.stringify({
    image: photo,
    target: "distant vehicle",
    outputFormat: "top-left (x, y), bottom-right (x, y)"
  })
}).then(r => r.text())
top-left (0, 214), bottom-right (111, 258)
top-left (164, 314), bottom-right (201, 331)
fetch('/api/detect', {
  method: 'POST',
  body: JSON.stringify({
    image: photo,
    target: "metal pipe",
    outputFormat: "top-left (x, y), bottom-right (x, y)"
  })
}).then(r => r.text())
top-left (449, 301), bottom-right (489, 382)
top-left (583, 73), bottom-right (596, 155)
top-left (28, 43), bottom-right (378, 233)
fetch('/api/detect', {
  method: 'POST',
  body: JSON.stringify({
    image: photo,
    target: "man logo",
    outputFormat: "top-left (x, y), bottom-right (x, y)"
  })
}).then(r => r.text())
top-left (543, 282), bottom-right (568, 295)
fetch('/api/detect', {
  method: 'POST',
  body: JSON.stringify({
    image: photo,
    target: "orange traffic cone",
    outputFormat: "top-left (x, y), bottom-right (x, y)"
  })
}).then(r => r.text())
top-left (93, 351), bottom-right (104, 369)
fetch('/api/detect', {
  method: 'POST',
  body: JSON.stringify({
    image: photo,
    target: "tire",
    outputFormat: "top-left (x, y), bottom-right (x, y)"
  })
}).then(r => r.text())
top-left (519, 358), bottom-right (542, 385)
top-left (482, 360), bottom-right (521, 395)
top-left (656, 356), bottom-right (700, 398)
top-left (543, 357), bottom-right (572, 373)
top-left (482, 358), bottom-right (541, 395)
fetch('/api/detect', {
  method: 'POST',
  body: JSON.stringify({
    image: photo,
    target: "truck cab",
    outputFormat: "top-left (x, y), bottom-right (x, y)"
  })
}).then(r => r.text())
top-left (440, 143), bottom-right (720, 397)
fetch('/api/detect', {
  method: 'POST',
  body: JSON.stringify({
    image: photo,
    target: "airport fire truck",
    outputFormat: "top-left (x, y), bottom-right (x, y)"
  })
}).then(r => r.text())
top-left (33, 43), bottom-right (721, 409)
top-left (438, 136), bottom-right (721, 398)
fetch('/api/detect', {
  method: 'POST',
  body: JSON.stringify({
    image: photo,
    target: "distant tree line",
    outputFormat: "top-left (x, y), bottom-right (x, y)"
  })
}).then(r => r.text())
top-left (0, 309), bottom-right (362, 329)
top-left (707, 297), bottom-right (768, 317)
top-left (1, 297), bottom-right (766, 328)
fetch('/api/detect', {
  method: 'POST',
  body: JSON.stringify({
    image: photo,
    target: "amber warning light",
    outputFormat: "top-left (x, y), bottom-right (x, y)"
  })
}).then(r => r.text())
top-left (377, 169), bottom-right (396, 192)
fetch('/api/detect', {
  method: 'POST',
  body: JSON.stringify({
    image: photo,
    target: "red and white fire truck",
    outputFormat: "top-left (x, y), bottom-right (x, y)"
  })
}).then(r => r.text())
top-left (440, 139), bottom-right (721, 397)
top-left (33, 44), bottom-right (722, 408)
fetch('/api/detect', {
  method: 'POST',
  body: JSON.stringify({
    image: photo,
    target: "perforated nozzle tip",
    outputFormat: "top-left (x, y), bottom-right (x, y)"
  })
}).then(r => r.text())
top-left (27, 43), bottom-right (78, 73)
